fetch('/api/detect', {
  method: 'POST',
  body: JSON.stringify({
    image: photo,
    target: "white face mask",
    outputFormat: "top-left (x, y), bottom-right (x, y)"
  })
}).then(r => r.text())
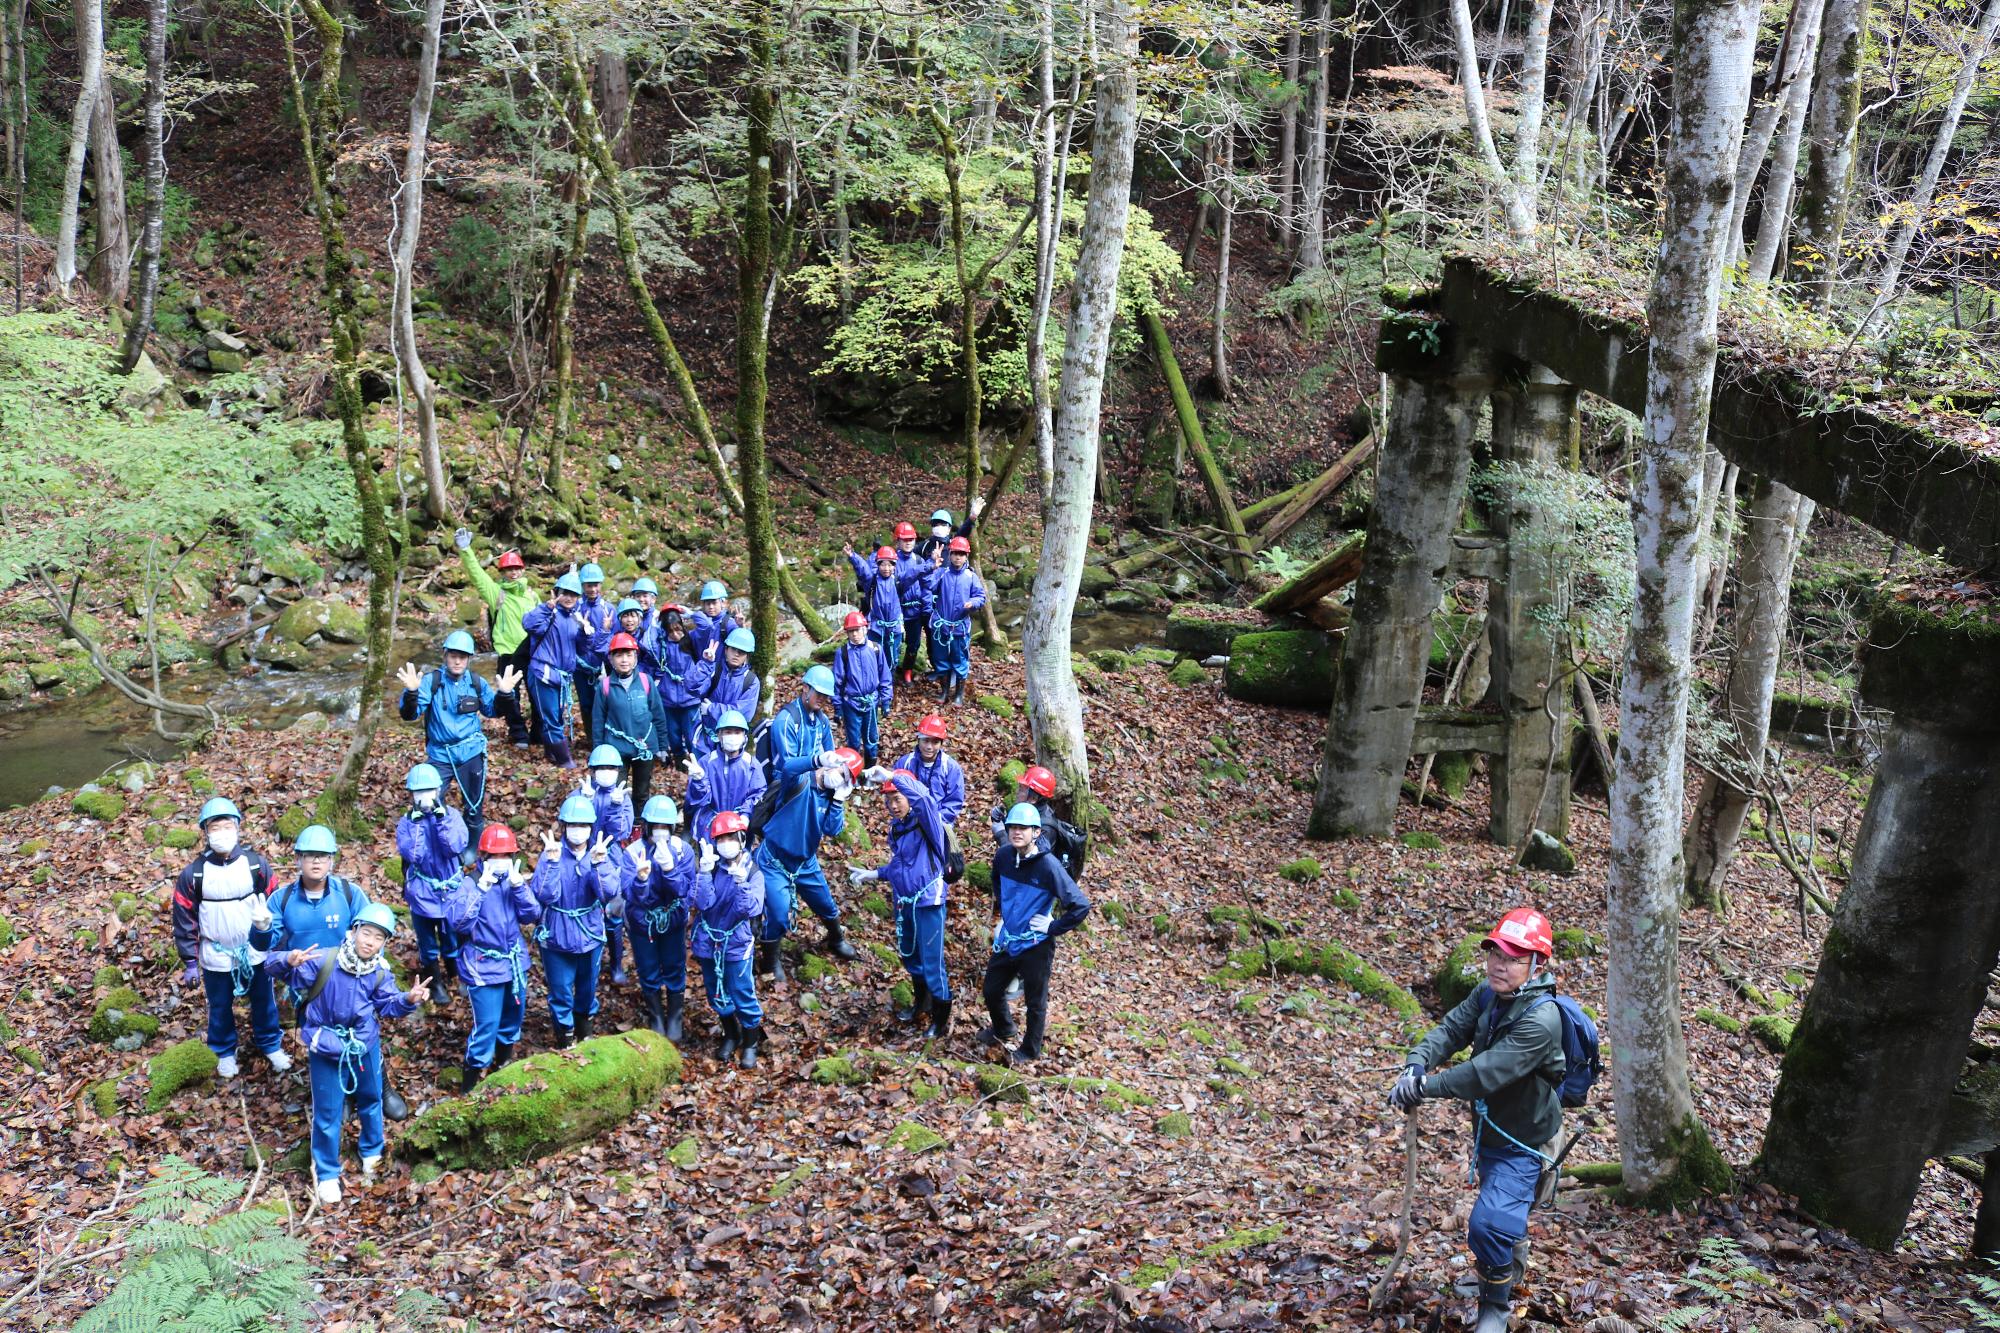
top-left (931, 523), bottom-right (950, 539)
top-left (413, 789), bottom-right (438, 809)
top-left (565, 825), bottom-right (591, 847)
top-left (651, 829), bottom-right (675, 849)
top-left (485, 857), bottom-right (515, 880)
top-left (594, 768), bottom-right (619, 789)
top-left (720, 731), bottom-right (746, 755)
top-left (207, 825), bottom-right (239, 855)
top-left (714, 837), bottom-right (742, 862)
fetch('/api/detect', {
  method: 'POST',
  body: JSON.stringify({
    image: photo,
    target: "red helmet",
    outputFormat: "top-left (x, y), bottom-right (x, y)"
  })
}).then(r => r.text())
top-left (607, 632), bottom-right (639, 653)
top-left (882, 767), bottom-right (915, 794)
top-left (916, 713), bottom-right (949, 740)
top-left (874, 546), bottom-right (897, 563)
top-left (947, 536), bottom-right (971, 554)
top-left (709, 810), bottom-right (749, 840)
top-left (843, 610), bottom-right (868, 631)
top-left (832, 746), bottom-right (865, 781)
top-left (478, 824), bottom-right (519, 855)
top-left (1484, 908), bottom-right (1554, 960)
top-left (1019, 765), bottom-right (1057, 799)
top-left (496, 550), bottom-right (525, 572)
top-left (895, 522), bottom-right (917, 541)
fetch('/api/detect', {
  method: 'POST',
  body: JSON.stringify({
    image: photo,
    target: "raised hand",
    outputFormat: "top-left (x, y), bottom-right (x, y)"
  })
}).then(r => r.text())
top-left (970, 495), bottom-right (986, 518)
top-left (288, 949), bottom-right (314, 967)
top-left (704, 640), bottom-right (718, 661)
top-left (409, 974), bottom-right (434, 1005)
top-left (630, 848), bottom-right (653, 881)
top-left (395, 662), bottom-right (422, 692)
top-left (685, 755), bottom-right (702, 778)
top-left (612, 781), bottom-right (630, 806)
top-left (590, 832), bottom-right (612, 865)
top-left (454, 526), bottom-right (473, 551)
top-left (699, 844), bottom-right (718, 874)
top-left (495, 665), bottom-right (523, 694)
top-left (478, 863), bottom-right (498, 889)
top-left (541, 830), bottom-right (561, 858)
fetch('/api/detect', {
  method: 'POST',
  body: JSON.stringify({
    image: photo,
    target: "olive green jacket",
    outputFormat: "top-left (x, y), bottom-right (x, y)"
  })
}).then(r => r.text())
top-left (1409, 972), bottom-right (1565, 1149)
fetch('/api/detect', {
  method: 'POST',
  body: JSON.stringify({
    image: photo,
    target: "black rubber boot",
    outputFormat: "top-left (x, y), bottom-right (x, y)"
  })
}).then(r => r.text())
top-left (754, 940), bottom-right (777, 977)
top-left (383, 1080), bottom-right (410, 1122)
top-left (642, 990), bottom-right (668, 1036)
top-left (1472, 1265), bottom-right (1515, 1333)
top-left (555, 1021), bottom-right (575, 1048)
top-left (462, 1064), bottom-right (486, 1091)
top-left (926, 999), bottom-right (952, 1041)
top-left (574, 1013), bottom-right (593, 1043)
top-left (663, 992), bottom-right (685, 1043)
top-left (494, 1042), bottom-right (515, 1068)
top-left (822, 917), bottom-right (859, 962)
top-left (973, 1022), bottom-right (1015, 1049)
top-left (737, 1025), bottom-right (762, 1069)
top-left (717, 1014), bottom-right (741, 1062)
top-left (895, 978), bottom-right (931, 1024)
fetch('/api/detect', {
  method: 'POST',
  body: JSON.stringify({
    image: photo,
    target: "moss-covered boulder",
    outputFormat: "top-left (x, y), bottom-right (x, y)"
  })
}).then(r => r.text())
top-left (71, 786), bottom-right (127, 822)
top-left (994, 759), bottom-right (1028, 797)
top-left (1433, 933), bottom-right (1487, 1009)
top-left (1522, 829), bottom-right (1577, 875)
top-left (147, 1039), bottom-right (219, 1111)
top-left (89, 988), bottom-right (160, 1045)
top-left (1748, 1014), bottom-right (1795, 1053)
top-left (1213, 938), bottom-right (1425, 1033)
top-left (397, 1031), bottom-right (682, 1168)
top-left (1278, 857), bottom-right (1322, 883)
top-left (1166, 603), bottom-right (1269, 660)
top-left (1223, 630), bottom-right (1339, 709)
top-left (976, 693), bottom-right (1016, 719)
top-left (1167, 658), bottom-right (1208, 687)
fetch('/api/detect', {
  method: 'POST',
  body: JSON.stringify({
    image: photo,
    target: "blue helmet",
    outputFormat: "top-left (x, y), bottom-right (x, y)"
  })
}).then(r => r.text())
top-left (930, 509), bottom-right (953, 525)
top-left (802, 664), bottom-right (836, 697)
top-left (405, 763), bottom-right (443, 791)
top-left (587, 744), bottom-right (623, 770)
top-left (197, 796), bottom-right (241, 827)
top-left (724, 627), bottom-right (756, 654)
top-left (354, 902), bottom-right (399, 938)
top-left (555, 571), bottom-right (584, 595)
top-left (442, 629), bottom-right (477, 656)
top-left (578, 562), bottom-right (605, 585)
top-left (631, 577), bottom-right (658, 596)
top-left (716, 709), bottom-right (749, 733)
top-left (616, 597), bottom-right (642, 616)
top-left (699, 580), bottom-right (728, 602)
top-left (558, 793), bottom-right (599, 825)
top-left (641, 795), bottom-right (681, 826)
top-left (1004, 802), bottom-right (1043, 829)
top-left (293, 824), bottom-right (339, 855)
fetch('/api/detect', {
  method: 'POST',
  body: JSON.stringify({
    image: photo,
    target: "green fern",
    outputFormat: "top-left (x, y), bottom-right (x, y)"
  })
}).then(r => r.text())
top-left (73, 1156), bottom-right (318, 1332)
top-left (1960, 1260), bottom-right (2000, 1329)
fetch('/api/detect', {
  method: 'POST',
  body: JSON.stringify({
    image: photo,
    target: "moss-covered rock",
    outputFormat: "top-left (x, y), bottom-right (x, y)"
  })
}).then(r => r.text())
top-left (1432, 751), bottom-right (1475, 798)
top-left (1278, 856), bottom-right (1322, 883)
top-left (87, 1078), bottom-right (120, 1117)
top-left (976, 1064), bottom-right (1031, 1104)
top-left (397, 1031), bottom-right (682, 1168)
top-left (381, 854), bottom-right (406, 886)
top-left (1551, 927), bottom-right (1602, 960)
top-left (275, 804), bottom-right (314, 842)
top-left (886, 1120), bottom-right (946, 1153)
top-left (1155, 1110), bottom-right (1193, 1139)
top-left (1223, 630), bottom-right (1339, 709)
top-left (1695, 1008), bottom-right (1742, 1035)
top-left (797, 953), bottom-right (834, 985)
top-left (1099, 901), bottom-right (1128, 928)
top-left (71, 787), bottom-right (127, 822)
top-left (1400, 830), bottom-right (1444, 851)
top-left (667, 1136), bottom-right (700, 1168)
top-left (1433, 933), bottom-right (1487, 1009)
top-left (163, 826), bottom-right (200, 850)
top-left (975, 693), bottom-right (1016, 719)
top-left (271, 595), bottom-right (364, 645)
top-left (1214, 939), bottom-right (1424, 1032)
top-left (1167, 658), bottom-right (1208, 687)
top-left (147, 1038), bottom-right (220, 1111)
top-left (965, 860), bottom-right (992, 893)
top-left (1522, 829), bottom-right (1577, 876)
top-left (1166, 603), bottom-right (1269, 660)
top-left (1208, 903), bottom-right (1286, 938)
top-left (858, 892), bottom-right (891, 920)
top-left (994, 758), bottom-right (1028, 796)
top-left (1748, 1014), bottom-right (1795, 1052)
top-left (812, 1054), bottom-right (871, 1086)
top-left (89, 988), bottom-right (160, 1045)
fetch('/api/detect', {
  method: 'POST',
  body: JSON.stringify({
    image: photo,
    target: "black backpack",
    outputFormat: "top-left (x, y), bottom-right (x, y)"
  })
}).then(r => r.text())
top-left (746, 774), bottom-right (796, 839)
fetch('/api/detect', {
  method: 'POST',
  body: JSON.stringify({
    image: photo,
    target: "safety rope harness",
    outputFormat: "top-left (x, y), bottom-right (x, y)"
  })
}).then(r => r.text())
top-left (328, 1024), bottom-right (371, 1096)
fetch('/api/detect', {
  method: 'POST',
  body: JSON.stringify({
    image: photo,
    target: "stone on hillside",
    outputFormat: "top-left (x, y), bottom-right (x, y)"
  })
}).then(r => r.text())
top-left (773, 618), bottom-right (820, 672)
top-left (204, 328), bottom-right (248, 354)
top-left (1166, 603), bottom-right (1268, 660)
top-left (398, 1030), bottom-right (682, 1168)
top-left (205, 349), bottom-right (247, 374)
top-left (252, 529), bottom-right (323, 586)
top-left (147, 1038), bottom-right (219, 1111)
top-left (120, 349), bottom-right (169, 412)
top-left (1522, 829), bottom-right (1577, 876)
top-left (1223, 629), bottom-right (1339, 709)
top-left (1433, 933), bottom-right (1487, 1010)
top-left (192, 306), bottom-right (229, 332)
top-left (1103, 588), bottom-right (1149, 612)
top-left (272, 596), bottom-right (365, 646)
top-left (72, 786), bottom-right (127, 822)
top-left (1079, 564), bottom-right (1116, 596)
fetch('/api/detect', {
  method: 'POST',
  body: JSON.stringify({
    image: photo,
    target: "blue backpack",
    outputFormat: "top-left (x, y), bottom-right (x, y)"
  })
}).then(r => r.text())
top-left (1477, 984), bottom-right (1603, 1109)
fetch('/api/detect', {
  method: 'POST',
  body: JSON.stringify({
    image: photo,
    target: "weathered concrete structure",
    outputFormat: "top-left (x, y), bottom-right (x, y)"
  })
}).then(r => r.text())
top-left (1313, 254), bottom-right (2000, 1248)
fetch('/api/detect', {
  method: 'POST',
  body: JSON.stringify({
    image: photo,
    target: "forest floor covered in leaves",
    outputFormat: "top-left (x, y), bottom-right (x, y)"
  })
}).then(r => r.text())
top-left (1, 650), bottom-right (1991, 1330)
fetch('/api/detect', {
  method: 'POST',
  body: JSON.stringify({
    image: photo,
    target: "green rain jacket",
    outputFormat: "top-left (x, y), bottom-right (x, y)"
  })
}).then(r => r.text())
top-left (1409, 971), bottom-right (1565, 1151)
top-left (461, 549), bottom-right (538, 656)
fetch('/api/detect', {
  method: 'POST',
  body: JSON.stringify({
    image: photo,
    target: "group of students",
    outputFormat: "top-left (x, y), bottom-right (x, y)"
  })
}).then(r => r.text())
top-left (170, 627), bottom-right (1091, 1206)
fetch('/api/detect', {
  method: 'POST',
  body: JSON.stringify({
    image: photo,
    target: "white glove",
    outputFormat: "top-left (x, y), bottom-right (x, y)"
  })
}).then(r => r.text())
top-left (847, 865), bottom-right (878, 887)
top-left (727, 856), bottom-right (753, 882)
top-left (863, 765), bottom-right (894, 786)
top-left (249, 896), bottom-right (273, 931)
top-left (1029, 912), bottom-right (1053, 933)
top-left (815, 750), bottom-right (848, 770)
top-left (699, 846), bottom-right (718, 874)
top-left (605, 895), bottom-right (627, 922)
top-left (454, 526), bottom-right (473, 550)
top-left (990, 820), bottom-right (1006, 840)
top-left (478, 866), bottom-right (498, 889)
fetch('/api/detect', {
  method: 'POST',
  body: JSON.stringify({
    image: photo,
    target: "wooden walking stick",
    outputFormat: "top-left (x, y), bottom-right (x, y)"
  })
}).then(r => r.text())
top-left (1369, 1109), bottom-right (1421, 1310)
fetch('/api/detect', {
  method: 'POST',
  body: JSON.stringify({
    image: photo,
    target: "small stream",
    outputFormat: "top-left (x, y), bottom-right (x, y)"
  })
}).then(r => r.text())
top-left (0, 608), bottom-right (1169, 811)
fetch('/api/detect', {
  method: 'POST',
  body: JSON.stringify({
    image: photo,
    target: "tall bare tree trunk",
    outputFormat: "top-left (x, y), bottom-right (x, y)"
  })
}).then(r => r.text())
top-left (393, 0), bottom-right (449, 521)
top-left (1211, 125), bottom-right (1234, 399)
top-left (1296, 0), bottom-right (1330, 271)
top-left (54, 0), bottom-right (104, 292)
top-left (1726, 0), bottom-right (1826, 264)
top-left (1274, 13), bottom-right (1300, 243)
top-left (1025, 0), bottom-right (1137, 820)
top-left (1448, 0), bottom-right (1538, 239)
top-left (832, 20), bottom-right (859, 317)
top-left (1861, 0), bottom-right (2000, 329)
top-left (116, 0), bottom-right (168, 373)
top-left (1607, 0), bottom-right (1758, 1204)
top-left (737, 0), bottom-right (783, 686)
top-left (1511, 0), bottom-right (1554, 212)
top-left (593, 46), bottom-right (634, 167)
top-left (88, 64), bottom-right (127, 305)
top-left (1791, 0), bottom-right (1868, 301)
top-left (543, 153), bottom-right (590, 505)
top-left (1028, 0), bottom-right (1084, 505)
top-left (1683, 477), bottom-right (1814, 909)
top-left (1746, 12), bottom-right (1821, 284)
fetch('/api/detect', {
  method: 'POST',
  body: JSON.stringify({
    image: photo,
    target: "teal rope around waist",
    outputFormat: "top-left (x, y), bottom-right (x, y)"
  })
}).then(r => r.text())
top-left (329, 1024), bottom-right (370, 1095)
top-left (228, 944), bottom-right (258, 997)
top-left (476, 941), bottom-right (529, 1002)
top-left (537, 900), bottom-right (607, 947)
top-left (1468, 1099), bottom-right (1557, 1181)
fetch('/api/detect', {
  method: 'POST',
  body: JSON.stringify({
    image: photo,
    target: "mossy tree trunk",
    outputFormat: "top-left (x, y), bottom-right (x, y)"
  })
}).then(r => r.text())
top-left (737, 0), bottom-right (782, 693)
top-left (283, 0), bottom-right (400, 831)
top-left (390, 0), bottom-right (448, 522)
top-left (1790, 0), bottom-right (1869, 302)
top-left (115, 0), bottom-right (168, 374)
top-left (1141, 307), bottom-right (1250, 577)
top-left (1607, 0), bottom-right (1759, 1204)
top-left (543, 147), bottom-right (592, 511)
